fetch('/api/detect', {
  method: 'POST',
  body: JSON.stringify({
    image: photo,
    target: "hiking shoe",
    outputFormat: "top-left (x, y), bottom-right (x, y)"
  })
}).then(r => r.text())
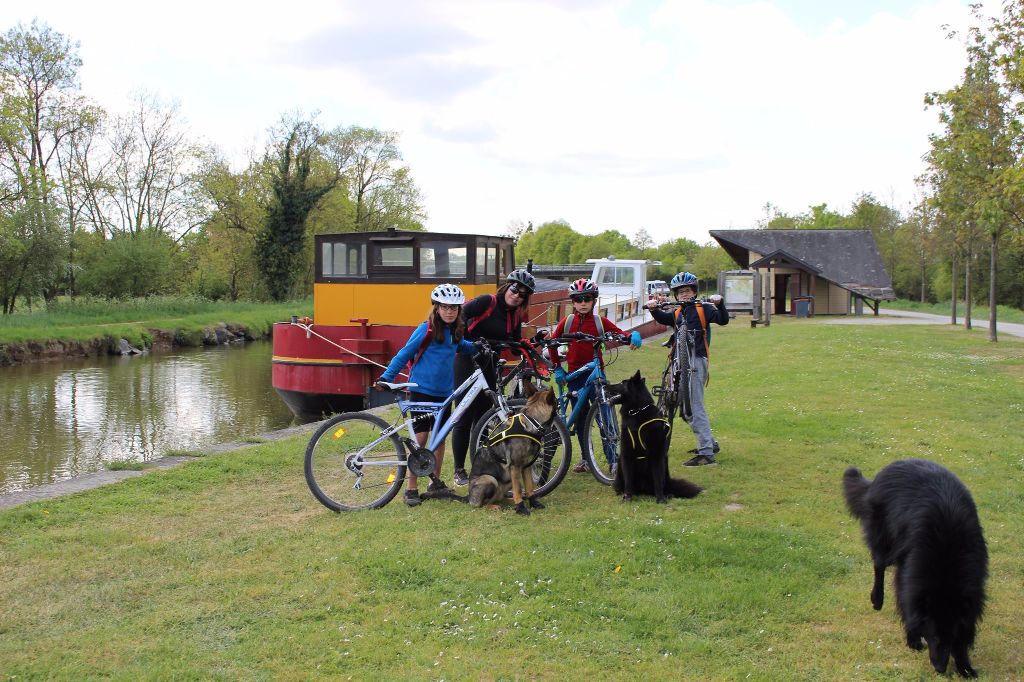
top-left (423, 479), bottom-right (453, 499)
top-left (404, 489), bottom-right (422, 507)
top-left (572, 461), bottom-right (590, 473)
top-left (683, 455), bottom-right (717, 467)
top-left (453, 468), bottom-right (469, 487)
top-left (687, 441), bottom-right (720, 455)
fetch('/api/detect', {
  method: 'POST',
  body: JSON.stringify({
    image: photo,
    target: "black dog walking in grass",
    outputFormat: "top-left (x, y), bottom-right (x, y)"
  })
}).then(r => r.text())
top-left (843, 459), bottom-right (988, 678)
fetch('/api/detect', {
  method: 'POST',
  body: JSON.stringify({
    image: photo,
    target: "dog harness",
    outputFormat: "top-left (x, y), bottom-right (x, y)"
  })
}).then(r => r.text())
top-left (624, 417), bottom-right (671, 455)
top-left (486, 414), bottom-right (543, 449)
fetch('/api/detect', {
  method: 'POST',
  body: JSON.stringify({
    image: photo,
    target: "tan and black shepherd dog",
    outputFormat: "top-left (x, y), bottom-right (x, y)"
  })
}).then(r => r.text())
top-left (608, 370), bottom-right (703, 503)
top-left (468, 382), bottom-right (556, 515)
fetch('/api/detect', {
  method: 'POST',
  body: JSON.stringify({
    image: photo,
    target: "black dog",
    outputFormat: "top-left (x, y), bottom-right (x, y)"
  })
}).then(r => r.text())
top-left (843, 459), bottom-right (988, 678)
top-left (608, 370), bottom-right (702, 503)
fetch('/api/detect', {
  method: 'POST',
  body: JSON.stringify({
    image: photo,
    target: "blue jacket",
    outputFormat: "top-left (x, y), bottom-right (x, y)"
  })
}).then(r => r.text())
top-left (650, 301), bottom-right (729, 358)
top-left (380, 322), bottom-right (477, 398)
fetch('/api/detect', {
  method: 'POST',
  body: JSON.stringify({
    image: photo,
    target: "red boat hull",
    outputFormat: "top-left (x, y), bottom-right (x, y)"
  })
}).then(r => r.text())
top-left (272, 322), bottom-right (413, 420)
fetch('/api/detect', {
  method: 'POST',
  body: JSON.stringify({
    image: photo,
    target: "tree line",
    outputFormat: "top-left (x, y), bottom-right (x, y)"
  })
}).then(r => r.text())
top-left (0, 20), bottom-right (425, 313)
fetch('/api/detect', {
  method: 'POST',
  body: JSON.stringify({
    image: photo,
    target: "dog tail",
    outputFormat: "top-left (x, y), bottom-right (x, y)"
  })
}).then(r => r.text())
top-left (842, 467), bottom-right (871, 519)
top-left (668, 477), bottom-right (703, 499)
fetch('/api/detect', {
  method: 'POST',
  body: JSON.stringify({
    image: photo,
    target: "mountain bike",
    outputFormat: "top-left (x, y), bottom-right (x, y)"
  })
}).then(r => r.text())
top-left (304, 341), bottom-right (570, 511)
top-left (473, 331), bottom-right (629, 486)
top-left (652, 302), bottom-right (697, 426)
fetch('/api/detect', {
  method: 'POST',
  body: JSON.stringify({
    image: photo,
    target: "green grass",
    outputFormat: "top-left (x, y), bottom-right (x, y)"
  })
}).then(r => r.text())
top-left (1, 318), bottom-right (1022, 679)
top-left (0, 295), bottom-right (312, 347)
top-left (885, 297), bottom-right (1024, 324)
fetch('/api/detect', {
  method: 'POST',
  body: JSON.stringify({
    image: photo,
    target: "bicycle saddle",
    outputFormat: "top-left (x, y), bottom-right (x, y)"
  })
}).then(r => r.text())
top-left (377, 381), bottom-right (418, 392)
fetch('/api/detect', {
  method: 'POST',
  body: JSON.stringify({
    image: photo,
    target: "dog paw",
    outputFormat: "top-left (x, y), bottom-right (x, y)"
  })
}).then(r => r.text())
top-left (621, 494), bottom-right (632, 502)
top-left (955, 662), bottom-right (978, 678)
top-left (870, 590), bottom-right (883, 611)
top-left (528, 497), bottom-right (545, 510)
top-left (905, 634), bottom-right (924, 651)
top-left (656, 496), bottom-right (668, 504)
top-left (515, 501), bottom-right (530, 516)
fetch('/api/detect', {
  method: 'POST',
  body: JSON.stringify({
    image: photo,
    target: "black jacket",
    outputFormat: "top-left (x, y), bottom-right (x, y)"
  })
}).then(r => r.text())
top-left (650, 301), bottom-right (728, 358)
top-left (463, 293), bottom-right (523, 342)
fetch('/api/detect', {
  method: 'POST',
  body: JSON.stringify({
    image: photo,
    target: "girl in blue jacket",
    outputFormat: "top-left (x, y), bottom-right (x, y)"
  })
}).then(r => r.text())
top-left (376, 284), bottom-right (477, 507)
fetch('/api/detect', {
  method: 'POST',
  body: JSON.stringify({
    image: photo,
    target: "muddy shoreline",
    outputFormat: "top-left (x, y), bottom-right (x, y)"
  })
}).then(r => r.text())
top-left (0, 322), bottom-right (268, 366)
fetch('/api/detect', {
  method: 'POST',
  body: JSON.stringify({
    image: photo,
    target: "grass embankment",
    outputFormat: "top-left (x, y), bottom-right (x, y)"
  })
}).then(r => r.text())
top-left (1, 319), bottom-right (1022, 679)
top-left (885, 298), bottom-right (1024, 324)
top-left (0, 296), bottom-right (311, 361)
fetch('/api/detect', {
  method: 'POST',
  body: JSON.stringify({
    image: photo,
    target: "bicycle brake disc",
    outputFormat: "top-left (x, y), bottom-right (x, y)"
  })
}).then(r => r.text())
top-left (406, 447), bottom-right (437, 477)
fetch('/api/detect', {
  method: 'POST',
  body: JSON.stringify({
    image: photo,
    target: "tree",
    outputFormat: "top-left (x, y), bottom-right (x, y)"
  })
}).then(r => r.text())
top-left (256, 117), bottom-right (339, 301)
top-left (0, 20), bottom-right (88, 309)
top-left (339, 126), bottom-right (425, 231)
top-left (101, 91), bottom-right (207, 239)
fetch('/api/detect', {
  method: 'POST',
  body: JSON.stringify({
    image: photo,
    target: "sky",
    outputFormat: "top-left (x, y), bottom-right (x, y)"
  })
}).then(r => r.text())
top-left (1, 0), bottom-right (985, 245)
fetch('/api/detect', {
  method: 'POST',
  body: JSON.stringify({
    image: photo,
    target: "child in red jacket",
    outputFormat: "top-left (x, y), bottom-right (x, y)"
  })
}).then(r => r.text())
top-left (550, 278), bottom-right (641, 472)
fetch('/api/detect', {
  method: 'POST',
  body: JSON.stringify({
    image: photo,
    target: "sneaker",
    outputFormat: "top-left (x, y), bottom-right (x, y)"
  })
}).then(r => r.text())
top-left (453, 468), bottom-right (469, 487)
top-left (572, 461), bottom-right (590, 474)
top-left (683, 455), bottom-right (717, 467)
top-left (404, 489), bottom-right (422, 507)
top-left (423, 479), bottom-right (452, 499)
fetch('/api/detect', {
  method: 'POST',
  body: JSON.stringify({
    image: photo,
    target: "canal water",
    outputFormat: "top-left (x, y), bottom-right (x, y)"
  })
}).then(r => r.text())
top-left (0, 342), bottom-right (298, 494)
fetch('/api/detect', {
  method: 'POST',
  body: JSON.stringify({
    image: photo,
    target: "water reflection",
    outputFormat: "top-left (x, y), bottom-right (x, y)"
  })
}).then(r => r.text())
top-left (0, 342), bottom-right (297, 494)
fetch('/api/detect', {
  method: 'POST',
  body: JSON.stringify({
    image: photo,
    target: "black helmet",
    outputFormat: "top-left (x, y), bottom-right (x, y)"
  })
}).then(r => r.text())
top-left (506, 269), bottom-right (536, 293)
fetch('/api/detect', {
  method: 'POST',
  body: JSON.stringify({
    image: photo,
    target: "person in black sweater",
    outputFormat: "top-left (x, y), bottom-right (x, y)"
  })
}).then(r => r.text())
top-left (450, 269), bottom-right (535, 486)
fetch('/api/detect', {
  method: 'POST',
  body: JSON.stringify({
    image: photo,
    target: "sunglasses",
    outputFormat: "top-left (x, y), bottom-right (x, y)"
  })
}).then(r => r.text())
top-left (571, 295), bottom-right (596, 303)
top-left (508, 283), bottom-right (529, 296)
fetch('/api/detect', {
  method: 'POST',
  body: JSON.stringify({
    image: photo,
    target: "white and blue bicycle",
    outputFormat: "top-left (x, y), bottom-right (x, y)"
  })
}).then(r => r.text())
top-left (304, 341), bottom-right (571, 511)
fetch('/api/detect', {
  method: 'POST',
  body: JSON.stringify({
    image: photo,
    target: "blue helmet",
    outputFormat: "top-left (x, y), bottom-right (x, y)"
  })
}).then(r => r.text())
top-left (670, 271), bottom-right (699, 292)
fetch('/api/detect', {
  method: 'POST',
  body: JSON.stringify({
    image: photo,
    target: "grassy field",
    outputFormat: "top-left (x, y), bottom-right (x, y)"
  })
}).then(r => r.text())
top-left (0, 296), bottom-right (312, 348)
top-left (1, 318), bottom-right (1022, 680)
top-left (885, 298), bottom-right (1024, 324)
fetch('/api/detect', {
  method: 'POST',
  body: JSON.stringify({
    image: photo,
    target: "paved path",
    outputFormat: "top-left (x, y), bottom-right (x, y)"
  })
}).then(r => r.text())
top-left (824, 308), bottom-right (1024, 339)
top-left (0, 421), bottom-right (323, 510)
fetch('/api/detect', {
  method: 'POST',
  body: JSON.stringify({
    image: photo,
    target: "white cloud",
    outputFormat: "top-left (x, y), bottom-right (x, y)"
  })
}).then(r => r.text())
top-left (1, 0), bottom-right (977, 244)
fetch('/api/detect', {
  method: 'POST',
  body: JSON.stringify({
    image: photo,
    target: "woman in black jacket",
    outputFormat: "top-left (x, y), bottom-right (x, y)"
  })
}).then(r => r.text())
top-left (450, 269), bottom-right (535, 486)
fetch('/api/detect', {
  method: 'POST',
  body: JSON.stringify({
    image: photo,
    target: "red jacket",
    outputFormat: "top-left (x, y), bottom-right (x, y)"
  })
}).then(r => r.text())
top-left (552, 313), bottom-right (627, 371)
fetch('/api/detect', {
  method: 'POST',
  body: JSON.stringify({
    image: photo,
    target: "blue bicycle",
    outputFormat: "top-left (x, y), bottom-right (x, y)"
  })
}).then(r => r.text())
top-left (304, 342), bottom-right (571, 511)
top-left (472, 331), bottom-right (627, 486)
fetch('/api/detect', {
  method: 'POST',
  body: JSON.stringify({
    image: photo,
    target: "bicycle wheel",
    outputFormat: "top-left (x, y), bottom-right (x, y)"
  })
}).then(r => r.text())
top-left (305, 412), bottom-right (406, 511)
top-left (470, 400), bottom-right (572, 498)
top-left (581, 399), bottom-right (620, 486)
top-left (678, 344), bottom-right (693, 423)
top-left (658, 362), bottom-right (678, 423)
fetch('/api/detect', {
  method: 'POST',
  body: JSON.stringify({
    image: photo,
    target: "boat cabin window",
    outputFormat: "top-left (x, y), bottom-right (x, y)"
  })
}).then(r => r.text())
top-left (420, 240), bottom-right (467, 278)
top-left (476, 246), bottom-right (496, 277)
top-left (322, 240), bottom-right (367, 277)
top-left (371, 243), bottom-right (415, 271)
top-left (597, 266), bottom-right (635, 285)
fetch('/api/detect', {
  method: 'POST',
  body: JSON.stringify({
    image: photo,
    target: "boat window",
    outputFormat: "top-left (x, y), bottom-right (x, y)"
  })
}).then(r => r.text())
top-left (476, 246), bottom-right (497, 277)
top-left (372, 245), bottom-right (414, 268)
top-left (597, 266), bottom-right (635, 285)
top-left (421, 240), bottom-right (468, 278)
top-left (322, 241), bottom-right (367, 277)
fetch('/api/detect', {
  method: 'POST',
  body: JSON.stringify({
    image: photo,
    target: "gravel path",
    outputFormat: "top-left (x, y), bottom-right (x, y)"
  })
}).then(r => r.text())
top-left (824, 308), bottom-right (1024, 339)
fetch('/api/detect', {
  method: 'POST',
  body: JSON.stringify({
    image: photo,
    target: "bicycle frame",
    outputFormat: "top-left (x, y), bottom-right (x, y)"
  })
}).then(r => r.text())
top-left (347, 364), bottom-right (505, 469)
top-left (554, 359), bottom-right (605, 427)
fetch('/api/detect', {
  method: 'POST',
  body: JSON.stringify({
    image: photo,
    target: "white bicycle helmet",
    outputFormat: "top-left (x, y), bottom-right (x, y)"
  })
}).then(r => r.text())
top-left (431, 283), bottom-right (465, 305)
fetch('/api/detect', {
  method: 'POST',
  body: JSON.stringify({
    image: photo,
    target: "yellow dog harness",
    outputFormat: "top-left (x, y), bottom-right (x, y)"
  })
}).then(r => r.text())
top-left (624, 417), bottom-right (671, 456)
top-left (487, 414), bottom-right (543, 448)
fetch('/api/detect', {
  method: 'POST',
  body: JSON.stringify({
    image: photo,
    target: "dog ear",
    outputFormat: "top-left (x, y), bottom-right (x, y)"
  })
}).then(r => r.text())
top-left (523, 381), bottom-right (537, 398)
top-left (544, 389), bottom-right (555, 405)
top-left (632, 369), bottom-right (642, 382)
